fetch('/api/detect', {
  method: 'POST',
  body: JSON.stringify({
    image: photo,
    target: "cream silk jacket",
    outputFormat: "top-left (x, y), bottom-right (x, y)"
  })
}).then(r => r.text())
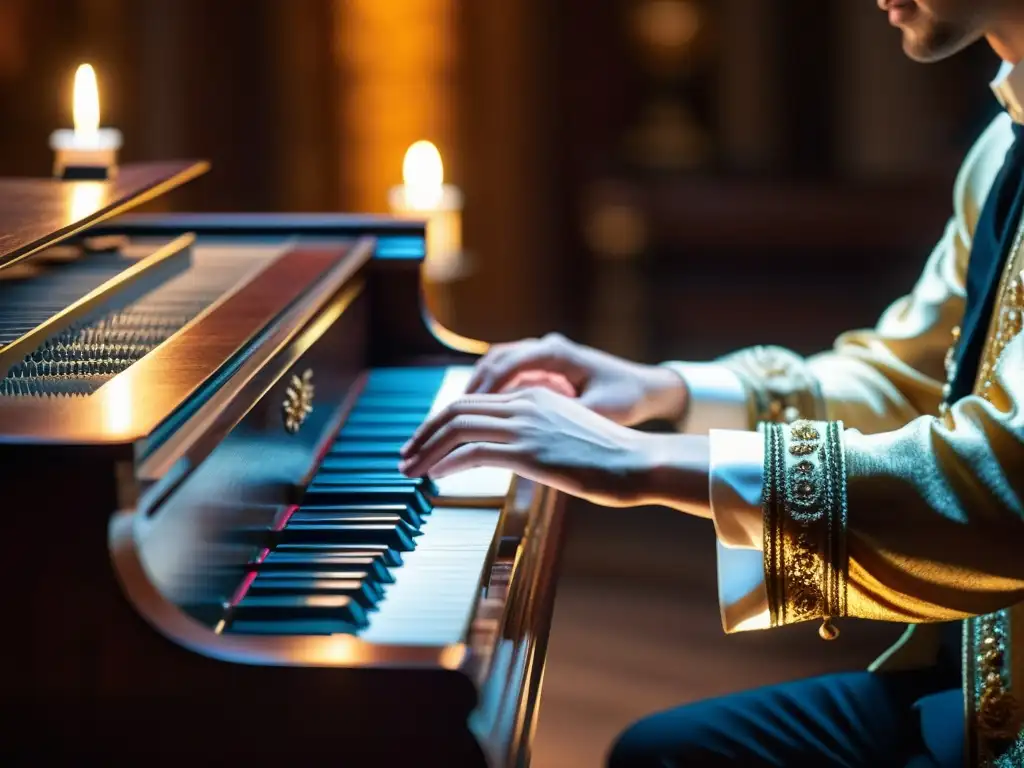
top-left (664, 104), bottom-right (1024, 765)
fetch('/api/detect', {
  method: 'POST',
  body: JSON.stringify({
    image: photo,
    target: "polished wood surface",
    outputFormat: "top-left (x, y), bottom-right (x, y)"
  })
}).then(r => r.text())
top-left (0, 242), bottom-right (360, 447)
top-left (0, 160), bottom-right (208, 270)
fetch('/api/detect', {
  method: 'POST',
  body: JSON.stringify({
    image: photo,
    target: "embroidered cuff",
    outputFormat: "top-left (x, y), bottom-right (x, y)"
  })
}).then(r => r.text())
top-left (763, 419), bottom-right (849, 640)
top-left (721, 346), bottom-right (827, 425)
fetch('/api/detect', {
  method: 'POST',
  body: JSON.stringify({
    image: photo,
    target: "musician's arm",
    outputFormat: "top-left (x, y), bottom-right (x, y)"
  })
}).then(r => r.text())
top-left (659, 114), bottom-right (1018, 632)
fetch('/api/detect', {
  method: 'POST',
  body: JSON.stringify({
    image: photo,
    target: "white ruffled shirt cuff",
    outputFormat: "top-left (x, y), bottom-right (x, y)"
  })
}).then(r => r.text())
top-left (660, 361), bottom-right (749, 435)
top-left (660, 362), bottom-right (771, 633)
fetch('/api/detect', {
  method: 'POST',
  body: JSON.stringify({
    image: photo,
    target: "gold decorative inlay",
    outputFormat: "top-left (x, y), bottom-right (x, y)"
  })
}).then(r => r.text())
top-left (283, 368), bottom-right (315, 434)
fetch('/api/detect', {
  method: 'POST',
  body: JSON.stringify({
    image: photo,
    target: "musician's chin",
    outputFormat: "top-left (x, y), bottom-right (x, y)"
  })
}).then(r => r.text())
top-left (897, 19), bottom-right (980, 64)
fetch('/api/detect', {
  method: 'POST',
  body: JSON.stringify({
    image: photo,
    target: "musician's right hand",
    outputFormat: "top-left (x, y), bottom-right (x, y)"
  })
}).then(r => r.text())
top-left (466, 332), bottom-right (688, 427)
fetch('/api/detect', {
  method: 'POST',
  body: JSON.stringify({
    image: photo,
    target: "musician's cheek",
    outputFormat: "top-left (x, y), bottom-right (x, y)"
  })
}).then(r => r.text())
top-left (501, 370), bottom-right (577, 398)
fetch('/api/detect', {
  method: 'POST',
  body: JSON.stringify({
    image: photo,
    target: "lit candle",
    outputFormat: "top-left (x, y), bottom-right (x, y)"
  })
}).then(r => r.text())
top-left (49, 63), bottom-right (123, 180)
top-left (388, 140), bottom-right (464, 277)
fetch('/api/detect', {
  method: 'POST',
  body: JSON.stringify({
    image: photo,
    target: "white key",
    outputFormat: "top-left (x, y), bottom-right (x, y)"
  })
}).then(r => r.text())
top-left (429, 366), bottom-right (515, 503)
top-left (357, 506), bottom-right (500, 645)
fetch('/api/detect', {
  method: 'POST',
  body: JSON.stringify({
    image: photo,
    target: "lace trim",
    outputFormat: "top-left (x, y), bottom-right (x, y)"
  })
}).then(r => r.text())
top-left (763, 419), bottom-right (848, 640)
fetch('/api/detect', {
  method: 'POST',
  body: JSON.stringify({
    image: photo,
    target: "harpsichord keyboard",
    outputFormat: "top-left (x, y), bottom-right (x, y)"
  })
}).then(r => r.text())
top-left (0, 164), bottom-right (566, 768)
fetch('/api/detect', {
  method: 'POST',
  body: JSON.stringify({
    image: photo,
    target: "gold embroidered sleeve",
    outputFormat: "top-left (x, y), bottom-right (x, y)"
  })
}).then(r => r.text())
top-left (721, 346), bottom-right (828, 426)
top-left (761, 332), bottom-right (1024, 629)
top-left (762, 419), bottom-right (848, 639)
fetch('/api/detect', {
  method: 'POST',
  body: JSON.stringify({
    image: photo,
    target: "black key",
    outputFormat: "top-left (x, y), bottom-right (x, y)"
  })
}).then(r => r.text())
top-left (303, 485), bottom-right (431, 517)
top-left (231, 594), bottom-right (368, 628)
top-left (305, 476), bottom-right (437, 502)
top-left (350, 396), bottom-right (436, 412)
top-left (292, 503), bottom-right (422, 528)
top-left (327, 441), bottom-right (405, 457)
top-left (259, 553), bottom-right (395, 583)
top-left (317, 457), bottom-right (403, 472)
top-left (288, 513), bottom-right (420, 537)
top-left (293, 478), bottom-right (432, 508)
top-left (272, 542), bottom-right (402, 567)
top-left (247, 577), bottom-right (380, 609)
top-left (344, 410), bottom-right (428, 426)
top-left (277, 523), bottom-right (416, 551)
top-left (311, 474), bottom-right (440, 497)
top-left (251, 571), bottom-right (385, 600)
top-left (365, 367), bottom-right (445, 386)
top-left (256, 569), bottom-right (385, 593)
top-left (228, 618), bottom-right (358, 636)
top-left (311, 472), bottom-right (412, 484)
top-left (336, 424), bottom-right (420, 441)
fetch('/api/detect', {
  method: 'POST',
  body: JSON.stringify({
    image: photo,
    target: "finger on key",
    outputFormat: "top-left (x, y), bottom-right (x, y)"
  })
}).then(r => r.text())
top-left (400, 393), bottom-right (520, 458)
top-left (399, 415), bottom-right (515, 476)
top-left (427, 442), bottom-right (525, 479)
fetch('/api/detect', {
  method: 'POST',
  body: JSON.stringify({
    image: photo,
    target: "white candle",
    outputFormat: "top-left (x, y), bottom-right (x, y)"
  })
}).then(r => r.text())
top-left (49, 64), bottom-right (123, 179)
top-left (388, 140), bottom-right (464, 278)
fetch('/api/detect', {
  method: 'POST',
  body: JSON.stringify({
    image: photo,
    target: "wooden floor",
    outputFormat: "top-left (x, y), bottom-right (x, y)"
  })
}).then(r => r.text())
top-left (530, 501), bottom-right (905, 768)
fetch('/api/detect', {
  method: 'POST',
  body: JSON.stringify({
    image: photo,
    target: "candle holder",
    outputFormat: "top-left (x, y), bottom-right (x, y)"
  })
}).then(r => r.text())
top-left (387, 183), bottom-right (465, 273)
top-left (49, 128), bottom-right (122, 180)
top-left (387, 140), bottom-right (472, 330)
top-left (50, 64), bottom-right (123, 180)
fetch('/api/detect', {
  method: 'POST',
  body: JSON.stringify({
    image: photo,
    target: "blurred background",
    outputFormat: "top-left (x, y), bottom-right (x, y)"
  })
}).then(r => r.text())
top-left (0, 0), bottom-right (1001, 764)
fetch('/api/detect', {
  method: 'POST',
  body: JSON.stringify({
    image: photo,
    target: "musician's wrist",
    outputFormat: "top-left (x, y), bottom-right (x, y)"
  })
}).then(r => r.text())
top-left (637, 363), bottom-right (689, 424)
top-left (637, 433), bottom-right (711, 518)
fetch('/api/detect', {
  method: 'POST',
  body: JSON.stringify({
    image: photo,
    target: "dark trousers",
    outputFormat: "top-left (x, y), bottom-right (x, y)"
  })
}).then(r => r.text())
top-left (607, 667), bottom-right (963, 768)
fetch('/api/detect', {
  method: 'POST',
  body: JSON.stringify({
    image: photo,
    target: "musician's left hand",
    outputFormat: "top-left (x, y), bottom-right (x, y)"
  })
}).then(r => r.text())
top-left (399, 386), bottom-right (711, 514)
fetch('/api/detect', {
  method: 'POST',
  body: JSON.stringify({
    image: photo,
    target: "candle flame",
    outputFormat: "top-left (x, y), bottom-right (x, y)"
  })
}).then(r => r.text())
top-left (73, 63), bottom-right (100, 135)
top-left (402, 140), bottom-right (444, 209)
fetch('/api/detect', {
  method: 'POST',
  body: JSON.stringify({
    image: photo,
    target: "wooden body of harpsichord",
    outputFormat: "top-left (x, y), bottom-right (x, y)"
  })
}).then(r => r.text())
top-left (0, 162), bottom-right (567, 767)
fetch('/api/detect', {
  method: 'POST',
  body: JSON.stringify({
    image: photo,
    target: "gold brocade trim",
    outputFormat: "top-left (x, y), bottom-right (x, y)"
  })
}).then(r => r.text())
top-left (979, 270), bottom-right (1024, 406)
top-left (969, 237), bottom-right (1024, 766)
top-left (763, 420), bottom-right (848, 640)
top-left (723, 346), bottom-right (826, 426)
top-left (970, 611), bottom-right (1022, 767)
top-left (967, 216), bottom-right (1024, 767)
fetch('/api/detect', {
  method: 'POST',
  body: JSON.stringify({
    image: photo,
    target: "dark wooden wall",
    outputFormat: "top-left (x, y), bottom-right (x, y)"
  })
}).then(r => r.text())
top-left (0, 0), bottom-right (1002, 352)
top-left (548, 0), bottom-right (999, 360)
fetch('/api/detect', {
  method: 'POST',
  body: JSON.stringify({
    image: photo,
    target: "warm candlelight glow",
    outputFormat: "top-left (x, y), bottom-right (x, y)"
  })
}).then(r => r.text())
top-left (67, 181), bottom-right (106, 223)
top-left (388, 139), bottom-right (464, 280)
top-left (101, 370), bottom-right (133, 435)
top-left (50, 63), bottom-right (122, 178)
top-left (73, 63), bottom-right (100, 136)
top-left (402, 140), bottom-right (445, 210)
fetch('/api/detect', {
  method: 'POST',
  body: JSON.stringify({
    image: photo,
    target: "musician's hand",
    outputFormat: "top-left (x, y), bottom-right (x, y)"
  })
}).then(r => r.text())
top-left (399, 387), bottom-right (710, 514)
top-left (466, 333), bottom-right (687, 426)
